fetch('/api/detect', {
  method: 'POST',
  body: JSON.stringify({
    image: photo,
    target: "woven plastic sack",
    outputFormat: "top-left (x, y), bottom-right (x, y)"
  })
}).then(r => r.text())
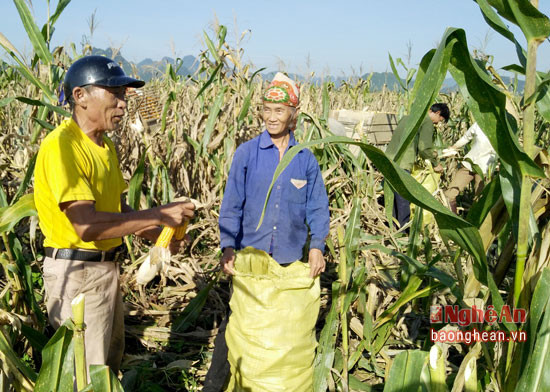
top-left (225, 247), bottom-right (320, 392)
top-left (411, 161), bottom-right (441, 226)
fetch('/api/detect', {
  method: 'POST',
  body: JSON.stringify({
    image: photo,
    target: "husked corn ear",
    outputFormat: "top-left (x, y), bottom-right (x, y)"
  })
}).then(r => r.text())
top-left (174, 221), bottom-right (188, 240)
top-left (155, 226), bottom-right (176, 248)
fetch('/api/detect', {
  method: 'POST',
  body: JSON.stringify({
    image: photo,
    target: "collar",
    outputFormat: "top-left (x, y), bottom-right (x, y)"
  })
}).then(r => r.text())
top-left (259, 129), bottom-right (298, 149)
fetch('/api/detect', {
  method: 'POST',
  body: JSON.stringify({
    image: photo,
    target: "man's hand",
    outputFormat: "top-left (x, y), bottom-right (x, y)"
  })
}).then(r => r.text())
top-left (156, 201), bottom-right (195, 227)
top-left (221, 247), bottom-right (236, 275)
top-left (308, 248), bottom-right (325, 278)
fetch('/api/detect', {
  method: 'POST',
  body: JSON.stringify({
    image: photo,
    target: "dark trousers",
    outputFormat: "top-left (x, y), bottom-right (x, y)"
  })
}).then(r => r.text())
top-left (393, 191), bottom-right (410, 229)
top-left (203, 315), bottom-right (230, 392)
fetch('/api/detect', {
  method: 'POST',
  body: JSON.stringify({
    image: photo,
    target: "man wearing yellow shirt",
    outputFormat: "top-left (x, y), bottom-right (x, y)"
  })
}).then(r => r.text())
top-left (34, 56), bottom-right (195, 373)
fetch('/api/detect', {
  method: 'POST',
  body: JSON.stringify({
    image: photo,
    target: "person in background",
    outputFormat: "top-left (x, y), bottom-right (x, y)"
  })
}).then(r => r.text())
top-left (384, 102), bottom-right (450, 228)
top-left (203, 72), bottom-right (330, 391)
top-left (442, 122), bottom-right (496, 213)
top-left (34, 55), bottom-right (195, 374)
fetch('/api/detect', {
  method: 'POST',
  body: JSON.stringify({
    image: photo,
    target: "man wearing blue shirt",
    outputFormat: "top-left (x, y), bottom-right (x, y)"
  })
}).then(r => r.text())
top-left (203, 72), bottom-right (329, 391)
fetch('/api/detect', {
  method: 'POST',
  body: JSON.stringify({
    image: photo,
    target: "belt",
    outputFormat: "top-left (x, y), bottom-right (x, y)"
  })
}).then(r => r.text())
top-left (45, 246), bottom-right (124, 262)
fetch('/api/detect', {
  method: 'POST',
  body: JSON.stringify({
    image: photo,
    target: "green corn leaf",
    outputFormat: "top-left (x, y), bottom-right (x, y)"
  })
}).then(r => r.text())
top-left (32, 117), bottom-right (56, 131)
top-left (217, 25), bottom-right (227, 49)
top-left (476, 0), bottom-right (550, 122)
top-left (515, 268), bottom-right (550, 391)
top-left (160, 165), bottom-right (173, 204)
top-left (313, 281), bottom-right (340, 392)
top-left (31, 105), bottom-right (52, 144)
top-left (343, 267), bottom-right (366, 313)
top-left (383, 350), bottom-right (428, 392)
top-left (10, 96), bottom-right (70, 117)
top-left (349, 375), bottom-right (373, 391)
top-left (383, 180), bottom-right (394, 230)
top-left (388, 53), bottom-right (407, 91)
top-left (486, 0), bottom-right (550, 43)
top-left (499, 163), bottom-right (538, 245)
top-left (166, 63), bottom-right (177, 82)
top-left (247, 67), bottom-right (266, 88)
top-left (172, 279), bottom-right (216, 333)
top-left (371, 244), bottom-right (462, 301)
top-left (523, 72), bottom-right (550, 107)
top-left (21, 324), bottom-right (48, 353)
top-left (34, 321), bottom-right (75, 392)
top-left (343, 197), bottom-right (362, 265)
top-left (0, 188), bottom-right (7, 209)
top-left (0, 96), bottom-right (16, 107)
top-left (127, 150), bottom-right (148, 210)
top-left (13, 0), bottom-right (53, 65)
top-left (502, 64), bottom-right (525, 74)
top-left (371, 323), bottom-right (394, 357)
top-left (195, 63), bottom-right (223, 99)
top-left (405, 67), bottom-right (416, 87)
top-left (44, 0), bottom-right (71, 31)
top-left (182, 131), bottom-right (200, 152)
top-left (203, 30), bottom-right (221, 64)
top-left (201, 87), bottom-right (226, 156)
top-left (375, 275), bottom-right (424, 328)
top-left (466, 176), bottom-right (502, 227)
top-left (0, 44), bottom-right (53, 99)
top-left (409, 49), bottom-right (435, 109)
top-left (477, 0), bottom-right (523, 53)
top-left (89, 365), bottom-right (124, 392)
top-left (237, 87), bottom-right (254, 126)
top-left (0, 193), bottom-right (37, 233)
top-left (160, 91), bottom-right (176, 133)
top-left (13, 240), bottom-right (46, 326)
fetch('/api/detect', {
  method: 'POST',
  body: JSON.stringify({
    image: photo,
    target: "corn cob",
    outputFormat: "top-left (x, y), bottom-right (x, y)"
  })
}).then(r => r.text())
top-left (174, 221), bottom-right (189, 240)
top-left (137, 222), bottom-right (189, 285)
top-left (155, 226), bottom-right (176, 247)
top-left (154, 221), bottom-right (189, 247)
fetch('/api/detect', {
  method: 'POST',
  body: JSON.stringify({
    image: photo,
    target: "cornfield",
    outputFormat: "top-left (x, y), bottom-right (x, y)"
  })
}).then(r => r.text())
top-left (1, 0), bottom-right (550, 391)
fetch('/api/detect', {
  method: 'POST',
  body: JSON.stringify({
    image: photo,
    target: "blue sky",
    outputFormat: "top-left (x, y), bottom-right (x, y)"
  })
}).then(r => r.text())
top-left (2, 1), bottom-right (550, 76)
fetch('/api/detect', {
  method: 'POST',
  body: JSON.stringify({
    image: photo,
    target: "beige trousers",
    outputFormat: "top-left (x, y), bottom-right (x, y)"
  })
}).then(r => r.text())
top-left (43, 257), bottom-right (125, 373)
top-left (444, 166), bottom-right (483, 205)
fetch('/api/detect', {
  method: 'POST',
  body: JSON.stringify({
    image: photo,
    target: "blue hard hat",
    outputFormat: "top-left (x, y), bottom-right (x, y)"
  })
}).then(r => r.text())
top-left (63, 55), bottom-right (144, 100)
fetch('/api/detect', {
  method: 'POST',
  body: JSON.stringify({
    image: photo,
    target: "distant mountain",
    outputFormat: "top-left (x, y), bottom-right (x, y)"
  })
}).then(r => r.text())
top-left (441, 76), bottom-right (525, 94)
top-left (91, 47), bottom-right (134, 76)
top-left (91, 47), bottom-right (199, 81)
top-left (88, 47), bottom-right (524, 93)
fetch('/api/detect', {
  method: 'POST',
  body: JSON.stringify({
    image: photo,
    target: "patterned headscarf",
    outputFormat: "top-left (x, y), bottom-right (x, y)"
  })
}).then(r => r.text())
top-left (263, 72), bottom-right (299, 107)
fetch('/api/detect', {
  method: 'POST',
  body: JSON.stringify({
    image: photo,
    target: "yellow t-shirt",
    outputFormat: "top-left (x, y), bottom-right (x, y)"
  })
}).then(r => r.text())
top-left (34, 118), bottom-right (127, 251)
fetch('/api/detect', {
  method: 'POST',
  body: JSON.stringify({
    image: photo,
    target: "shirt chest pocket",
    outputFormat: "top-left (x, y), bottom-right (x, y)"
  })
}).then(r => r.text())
top-left (288, 178), bottom-right (307, 204)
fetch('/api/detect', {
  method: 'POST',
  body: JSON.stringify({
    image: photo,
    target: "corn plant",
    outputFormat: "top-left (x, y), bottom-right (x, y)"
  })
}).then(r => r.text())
top-left (263, 1), bottom-right (550, 390)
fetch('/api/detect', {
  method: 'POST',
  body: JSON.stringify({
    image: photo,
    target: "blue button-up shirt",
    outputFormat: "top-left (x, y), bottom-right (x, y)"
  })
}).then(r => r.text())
top-left (219, 130), bottom-right (330, 264)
